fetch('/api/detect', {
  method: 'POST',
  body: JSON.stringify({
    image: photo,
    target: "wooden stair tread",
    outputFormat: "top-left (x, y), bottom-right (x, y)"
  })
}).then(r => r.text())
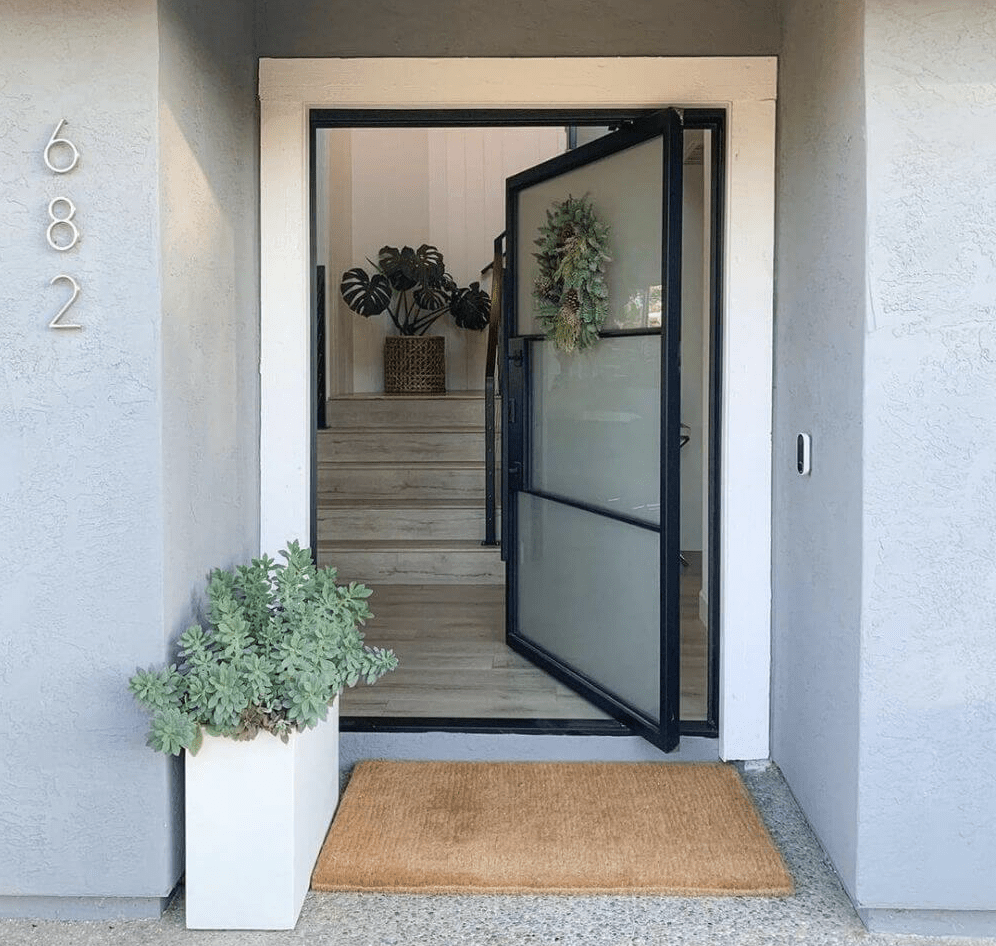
top-left (328, 390), bottom-right (488, 400)
top-left (319, 393), bottom-right (502, 582)
top-left (324, 393), bottom-right (500, 431)
top-left (319, 458), bottom-right (484, 465)
top-left (319, 425), bottom-right (485, 434)
top-left (318, 498), bottom-right (488, 509)
top-left (319, 539), bottom-right (500, 551)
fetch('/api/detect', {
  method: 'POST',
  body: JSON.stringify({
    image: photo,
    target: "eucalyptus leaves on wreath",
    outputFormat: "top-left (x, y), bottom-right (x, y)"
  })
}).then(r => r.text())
top-left (532, 195), bottom-right (611, 352)
top-left (128, 541), bottom-right (397, 756)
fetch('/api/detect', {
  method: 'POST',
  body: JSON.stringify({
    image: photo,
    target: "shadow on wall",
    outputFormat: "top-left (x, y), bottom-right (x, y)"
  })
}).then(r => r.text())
top-left (254, 0), bottom-right (782, 59)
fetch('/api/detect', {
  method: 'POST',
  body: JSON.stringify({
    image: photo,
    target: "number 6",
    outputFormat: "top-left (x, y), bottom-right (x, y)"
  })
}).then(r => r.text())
top-left (44, 120), bottom-right (80, 174)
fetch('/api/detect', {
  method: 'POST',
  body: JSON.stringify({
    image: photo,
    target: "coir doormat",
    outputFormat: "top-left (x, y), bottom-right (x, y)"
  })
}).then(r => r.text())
top-left (311, 760), bottom-right (793, 896)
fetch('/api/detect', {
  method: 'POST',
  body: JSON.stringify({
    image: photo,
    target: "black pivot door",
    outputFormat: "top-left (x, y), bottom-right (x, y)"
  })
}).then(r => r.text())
top-left (503, 110), bottom-right (684, 751)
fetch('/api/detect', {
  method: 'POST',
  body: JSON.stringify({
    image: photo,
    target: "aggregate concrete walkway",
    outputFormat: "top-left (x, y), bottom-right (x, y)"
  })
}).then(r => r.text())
top-left (2, 765), bottom-right (993, 946)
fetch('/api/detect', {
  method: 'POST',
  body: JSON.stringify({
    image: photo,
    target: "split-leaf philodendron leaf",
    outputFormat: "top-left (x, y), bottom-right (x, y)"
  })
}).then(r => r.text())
top-left (340, 267), bottom-right (392, 316)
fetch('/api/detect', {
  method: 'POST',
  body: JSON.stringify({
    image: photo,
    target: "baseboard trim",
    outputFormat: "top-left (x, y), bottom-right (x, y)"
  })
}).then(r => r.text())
top-left (0, 886), bottom-right (179, 921)
top-left (340, 731), bottom-right (722, 778)
top-left (858, 907), bottom-right (996, 937)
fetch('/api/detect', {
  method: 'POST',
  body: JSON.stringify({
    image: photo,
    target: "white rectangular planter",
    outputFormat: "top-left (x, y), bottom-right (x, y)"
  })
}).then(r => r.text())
top-left (184, 698), bottom-right (339, 930)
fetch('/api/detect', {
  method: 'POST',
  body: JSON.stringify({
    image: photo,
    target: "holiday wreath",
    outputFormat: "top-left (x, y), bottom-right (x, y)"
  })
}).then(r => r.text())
top-left (531, 194), bottom-right (611, 352)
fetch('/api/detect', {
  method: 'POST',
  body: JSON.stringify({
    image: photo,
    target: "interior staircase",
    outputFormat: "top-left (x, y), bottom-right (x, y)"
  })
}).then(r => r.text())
top-left (317, 392), bottom-right (503, 584)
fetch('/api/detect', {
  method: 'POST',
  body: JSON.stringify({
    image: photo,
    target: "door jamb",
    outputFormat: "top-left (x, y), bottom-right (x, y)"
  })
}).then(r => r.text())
top-left (258, 57), bottom-right (777, 761)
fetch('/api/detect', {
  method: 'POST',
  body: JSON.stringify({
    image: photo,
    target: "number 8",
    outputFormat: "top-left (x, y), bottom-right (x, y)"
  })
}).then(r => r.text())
top-left (44, 119), bottom-right (80, 174)
top-left (47, 197), bottom-right (80, 252)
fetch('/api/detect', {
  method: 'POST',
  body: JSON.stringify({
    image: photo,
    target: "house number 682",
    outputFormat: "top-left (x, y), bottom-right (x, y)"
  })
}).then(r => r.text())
top-left (44, 120), bottom-right (83, 330)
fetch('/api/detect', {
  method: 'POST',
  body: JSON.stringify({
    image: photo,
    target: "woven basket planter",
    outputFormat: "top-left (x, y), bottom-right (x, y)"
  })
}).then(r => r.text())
top-left (384, 335), bottom-right (446, 394)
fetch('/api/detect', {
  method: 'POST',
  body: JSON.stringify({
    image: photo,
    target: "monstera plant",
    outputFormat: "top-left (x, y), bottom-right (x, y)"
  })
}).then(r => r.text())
top-left (340, 243), bottom-right (490, 335)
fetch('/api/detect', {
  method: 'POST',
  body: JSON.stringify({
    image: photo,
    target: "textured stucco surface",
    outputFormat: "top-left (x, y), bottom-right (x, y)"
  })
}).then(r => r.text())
top-left (0, 0), bottom-right (260, 914)
top-left (0, 0), bottom-right (176, 902)
top-left (775, 0), bottom-right (996, 922)
top-left (254, 0), bottom-right (781, 58)
top-left (158, 0), bottom-right (260, 682)
top-left (156, 0), bottom-right (260, 906)
top-left (4, 0), bottom-right (996, 928)
top-left (771, 0), bottom-right (865, 900)
top-left (857, 0), bottom-right (996, 911)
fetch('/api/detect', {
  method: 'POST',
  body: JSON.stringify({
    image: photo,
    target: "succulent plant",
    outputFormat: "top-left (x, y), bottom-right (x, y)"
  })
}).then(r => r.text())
top-left (128, 541), bottom-right (397, 755)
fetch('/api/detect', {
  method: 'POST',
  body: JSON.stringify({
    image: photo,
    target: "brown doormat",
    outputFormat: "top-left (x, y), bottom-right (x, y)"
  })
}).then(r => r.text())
top-left (312, 760), bottom-right (794, 896)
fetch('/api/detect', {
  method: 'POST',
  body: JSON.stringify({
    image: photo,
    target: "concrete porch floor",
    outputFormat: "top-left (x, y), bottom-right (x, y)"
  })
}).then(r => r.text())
top-left (2, 764), bottom-right (992, 946)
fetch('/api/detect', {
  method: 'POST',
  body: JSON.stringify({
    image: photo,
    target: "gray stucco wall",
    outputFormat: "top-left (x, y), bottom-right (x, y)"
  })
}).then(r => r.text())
top-left (158, 0), bottom-right (260, 684)
top-left (856, 0), bottom-right (996, 914)
top-left (0, 0), bottom-right (260, 919)
top-left (775, 0), bottom-right (996, 925)
top-left (770, 0), bottom-right (866, 899)
top-left (255, 0), bottom-right (781, 58)
top-left (0, 0), bottom-right (176, 912)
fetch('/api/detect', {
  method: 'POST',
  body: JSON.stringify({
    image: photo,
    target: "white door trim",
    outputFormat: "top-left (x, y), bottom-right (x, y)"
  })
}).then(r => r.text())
top-left (258, 57), bottom-right (776, 761)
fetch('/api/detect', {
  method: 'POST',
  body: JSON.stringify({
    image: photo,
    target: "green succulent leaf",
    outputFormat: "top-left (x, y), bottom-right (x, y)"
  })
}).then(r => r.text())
top-left (147, 707), bottom-right (199, 756)
top-left (129, 665), bottom-right (183, 713)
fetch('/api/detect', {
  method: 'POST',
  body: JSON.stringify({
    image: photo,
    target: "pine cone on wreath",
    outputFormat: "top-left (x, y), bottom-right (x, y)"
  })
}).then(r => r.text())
top-left (533, 274), bottom-right (558, 304)
top-left (555, 305), bottom-right (582, 352)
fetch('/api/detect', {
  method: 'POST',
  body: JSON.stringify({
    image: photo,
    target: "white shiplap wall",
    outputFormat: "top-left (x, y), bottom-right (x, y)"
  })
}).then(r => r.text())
top-left (319, 126), bottom-right (566, 393)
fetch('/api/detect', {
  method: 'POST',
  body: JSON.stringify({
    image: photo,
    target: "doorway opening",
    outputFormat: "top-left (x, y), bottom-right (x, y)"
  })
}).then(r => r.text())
top-left (309, 109), bottom-right (723, 742)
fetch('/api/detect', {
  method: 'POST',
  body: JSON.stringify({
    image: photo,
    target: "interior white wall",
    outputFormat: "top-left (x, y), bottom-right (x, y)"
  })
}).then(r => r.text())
top-left (316, 130), bottom-right (354, 398)
top-left (317, 126), bottom-right (565, 393)
top-left (259, 57), bottom-right (777, 762)
top-left (319, 122), bottom-right (707, 548)
top-left (680, 159), bottom-right (706, 552)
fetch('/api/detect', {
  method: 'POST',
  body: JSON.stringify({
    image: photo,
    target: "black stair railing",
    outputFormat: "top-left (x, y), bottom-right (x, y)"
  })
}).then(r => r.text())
top-left (482, 233), bottom-right (505, 548)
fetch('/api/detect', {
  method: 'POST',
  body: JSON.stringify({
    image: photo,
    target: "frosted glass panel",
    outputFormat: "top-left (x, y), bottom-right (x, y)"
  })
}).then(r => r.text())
top-left (517, 494), bottom-right (660, 721)
top-left (530, 335), bottom-right (660, 524)
top-left (515, 137), bottom-right (663, 335)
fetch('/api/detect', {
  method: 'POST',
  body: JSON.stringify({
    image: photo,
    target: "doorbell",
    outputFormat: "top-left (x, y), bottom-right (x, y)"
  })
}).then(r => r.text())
top-left (797, 433), bottom-right (812, 476)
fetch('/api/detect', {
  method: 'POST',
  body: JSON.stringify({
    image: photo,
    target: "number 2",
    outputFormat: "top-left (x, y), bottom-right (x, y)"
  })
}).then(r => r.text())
top-left (49, 274), bottom-right (82, 329)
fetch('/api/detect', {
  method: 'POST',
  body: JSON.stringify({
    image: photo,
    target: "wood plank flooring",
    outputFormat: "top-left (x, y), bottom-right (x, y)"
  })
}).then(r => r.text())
top-left (323, 392), bottom-right (710, 725)
top-left (340, 571), bottom-right (709, 722)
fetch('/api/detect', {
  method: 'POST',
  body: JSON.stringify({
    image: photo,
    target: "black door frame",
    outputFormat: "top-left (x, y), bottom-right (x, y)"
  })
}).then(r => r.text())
top-left (308, 108), bottom-right (724, 739)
